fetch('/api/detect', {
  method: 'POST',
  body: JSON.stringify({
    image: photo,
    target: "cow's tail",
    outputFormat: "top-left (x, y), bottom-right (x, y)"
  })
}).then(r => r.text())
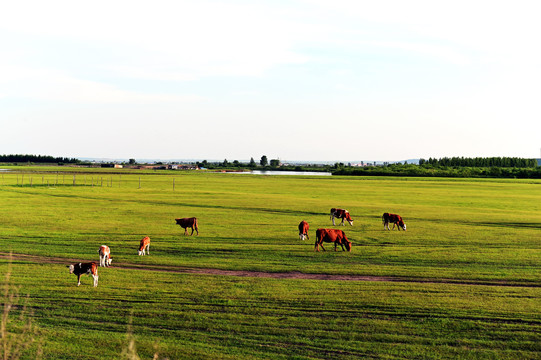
top-left (194, 218), bottom-right (199, 231)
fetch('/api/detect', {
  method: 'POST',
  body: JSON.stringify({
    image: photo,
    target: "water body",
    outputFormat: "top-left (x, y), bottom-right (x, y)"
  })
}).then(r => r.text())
top-left (236, 170), bottom-right (332, 176)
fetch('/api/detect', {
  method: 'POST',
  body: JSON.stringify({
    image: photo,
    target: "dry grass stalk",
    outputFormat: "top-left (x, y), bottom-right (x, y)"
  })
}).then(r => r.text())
top-left (121, 314), bottom-right (164, 360)
top-left (1, 253), bottom-right (42, 360)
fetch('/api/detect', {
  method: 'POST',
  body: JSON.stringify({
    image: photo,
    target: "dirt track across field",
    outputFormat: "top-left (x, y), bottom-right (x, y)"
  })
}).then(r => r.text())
top-left (1, 252), bottom-right (539, 288)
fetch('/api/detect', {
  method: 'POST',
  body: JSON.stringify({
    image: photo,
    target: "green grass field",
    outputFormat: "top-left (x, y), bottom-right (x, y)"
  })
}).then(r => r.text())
top-left (1, 168), bottom-right (540, 359)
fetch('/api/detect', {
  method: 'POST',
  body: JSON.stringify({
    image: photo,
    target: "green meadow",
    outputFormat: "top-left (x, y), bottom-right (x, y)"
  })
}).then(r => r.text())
top-left (1, 168), bottom-right (540, 359)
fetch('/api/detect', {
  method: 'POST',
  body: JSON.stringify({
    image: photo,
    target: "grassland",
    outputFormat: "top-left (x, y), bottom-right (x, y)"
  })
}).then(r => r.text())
top-left (0, 168), bottom-right (540, 359)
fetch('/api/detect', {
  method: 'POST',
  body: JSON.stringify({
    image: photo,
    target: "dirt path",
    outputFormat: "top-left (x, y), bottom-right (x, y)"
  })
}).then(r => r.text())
top-left (1, 252), bottom-right (538, 288)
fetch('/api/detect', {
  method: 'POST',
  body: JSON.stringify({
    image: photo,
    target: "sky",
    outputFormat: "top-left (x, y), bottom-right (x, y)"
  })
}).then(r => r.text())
top-left (1, 0), bottom-right (540, 162)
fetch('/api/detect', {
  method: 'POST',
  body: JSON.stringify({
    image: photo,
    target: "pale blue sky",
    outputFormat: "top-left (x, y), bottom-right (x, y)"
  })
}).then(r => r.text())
top-left (1, 0), bottom-right (540, 162)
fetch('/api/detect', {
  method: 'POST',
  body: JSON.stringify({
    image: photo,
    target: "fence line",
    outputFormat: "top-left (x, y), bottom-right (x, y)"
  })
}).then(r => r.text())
top-left (0, 172), bottom-right (188, 190)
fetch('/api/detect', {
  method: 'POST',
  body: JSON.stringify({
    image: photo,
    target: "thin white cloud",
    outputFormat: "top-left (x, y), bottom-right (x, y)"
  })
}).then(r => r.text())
top-left (0, 65), bottom-right (203, 104)
top-left (358, 40), bottom-right (471, 65)
top-left (0, 1), bottom-right (312, 80)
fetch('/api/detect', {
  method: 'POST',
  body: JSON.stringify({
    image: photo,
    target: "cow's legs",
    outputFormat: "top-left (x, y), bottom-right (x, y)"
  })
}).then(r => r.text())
top-left (77, 275), bottom-right (81, 286)
top-left (332, 216), bottom-right (336, 226)
top-left (92, 274), bottom-right (98, 287)
top-left (315, 240), bottom-right (327, 251)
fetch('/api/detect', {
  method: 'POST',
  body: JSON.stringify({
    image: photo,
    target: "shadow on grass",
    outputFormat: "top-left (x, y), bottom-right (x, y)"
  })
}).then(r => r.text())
top-left (3, 187), bottom-right (324, 216)
top-left (419, 217), bottom-right (541, 230)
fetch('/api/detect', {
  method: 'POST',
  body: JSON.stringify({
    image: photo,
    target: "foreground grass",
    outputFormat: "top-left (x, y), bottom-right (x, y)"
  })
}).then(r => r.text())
top-left (1, 169), bottom-right (540, 358)
top-left (3, 262), bottom-right (540, 360)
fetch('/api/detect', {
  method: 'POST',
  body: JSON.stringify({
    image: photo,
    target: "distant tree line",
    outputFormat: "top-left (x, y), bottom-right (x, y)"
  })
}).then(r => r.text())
top-left (195, 156), bottom-right (331, 172)
top-left (0, 154), bottom-right (81, 164)
top-left (419, 157), bottom-right (537, 168)
top-left (335, 157), bottom-right (541, 179)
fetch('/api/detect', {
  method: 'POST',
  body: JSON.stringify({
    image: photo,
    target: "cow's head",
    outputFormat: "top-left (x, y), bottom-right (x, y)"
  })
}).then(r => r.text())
top-left (400, 221), bottom-right (406, 231)
top-left (345, 213), bottom-right (353, 226)
top-left (344, 240), bottom-right (352, 252)
top-left (68, 264), bottom-right (75, 274)
top-left (107, 257), bottom-right (113, 266)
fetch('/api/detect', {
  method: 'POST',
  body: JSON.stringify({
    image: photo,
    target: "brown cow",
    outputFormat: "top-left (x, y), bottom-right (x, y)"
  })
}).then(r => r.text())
top-left (382, 213), bottom-right (406, 231)
top-left (298, 220), bottom-right (309, 241)
top-left (138, 236), bottom-right (150, 255)
top-left (68, 262), bottom-right (98, 287)
top-left (175, 217), bottom-right (199, 235)
top-left (330, 208), bottom-right (353, 226)
top-left (315, 228), bottom-right (352, 252)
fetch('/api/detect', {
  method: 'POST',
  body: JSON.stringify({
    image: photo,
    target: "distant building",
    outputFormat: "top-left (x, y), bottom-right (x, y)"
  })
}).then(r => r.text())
top-left (168, 164), bottom-right (198, 170)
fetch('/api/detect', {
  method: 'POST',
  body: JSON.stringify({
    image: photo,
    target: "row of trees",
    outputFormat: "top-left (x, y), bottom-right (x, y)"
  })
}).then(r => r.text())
top-left (0, 154), bottom-right (81, 164)
top-left (3, 154), bottom-right (540, 178)
top-left (196, 156), bottom-right (282, 169)
top-left (419, 157), bottom-right (537, 168)
top-left (334, 161), bottom-right (541, 179)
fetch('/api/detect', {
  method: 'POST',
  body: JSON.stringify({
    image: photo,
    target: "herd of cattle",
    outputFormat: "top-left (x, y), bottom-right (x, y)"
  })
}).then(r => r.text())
top-left (68, 211), bottom-right (406, 287)
top-left (299, 209), bottom-right (407, 253)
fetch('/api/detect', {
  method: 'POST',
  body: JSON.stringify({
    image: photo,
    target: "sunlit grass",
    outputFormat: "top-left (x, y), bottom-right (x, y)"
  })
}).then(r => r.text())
top-left (0, 169), bottom-right (540, 358)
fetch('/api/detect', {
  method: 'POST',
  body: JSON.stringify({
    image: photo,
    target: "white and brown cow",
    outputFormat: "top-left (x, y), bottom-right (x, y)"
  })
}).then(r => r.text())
top-left (298, 220), bottom-right (309, 241)
top-left (98, 245), bottom-right (112, 267)
top-left (382, 213), bottom-right (406, 231)
top-left (138, 236), bottom-right (150, 256)
top-left (330, 208), bottom-right (353, 226)
top-left (68, 262), bottom-right (98, 287)
top-left (175, 217), bottom-right (199, 236)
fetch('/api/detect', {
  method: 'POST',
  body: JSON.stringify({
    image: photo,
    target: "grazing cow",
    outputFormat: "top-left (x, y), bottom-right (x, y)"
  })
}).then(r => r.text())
top-left (175, 217), bottom-right (199, 236)
top-left (98, 245), bottom-right (112, 267)
top-left (382, 213), bottom-right (406, 231)
top-left (330, 208), bottom-right (354, 226)
top-left (68, 262), bottom-right (98, 287)
top-left (298, 220), bottom-right (309, 241)
top-left (138, 236), bottom-right (151, 256)
top-left (315, 228), bottom-right (352, 252)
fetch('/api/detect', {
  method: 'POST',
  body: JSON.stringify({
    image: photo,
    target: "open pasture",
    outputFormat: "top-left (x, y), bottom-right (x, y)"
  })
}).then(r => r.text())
top-left (1, 169), bottom-right (540, 359)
